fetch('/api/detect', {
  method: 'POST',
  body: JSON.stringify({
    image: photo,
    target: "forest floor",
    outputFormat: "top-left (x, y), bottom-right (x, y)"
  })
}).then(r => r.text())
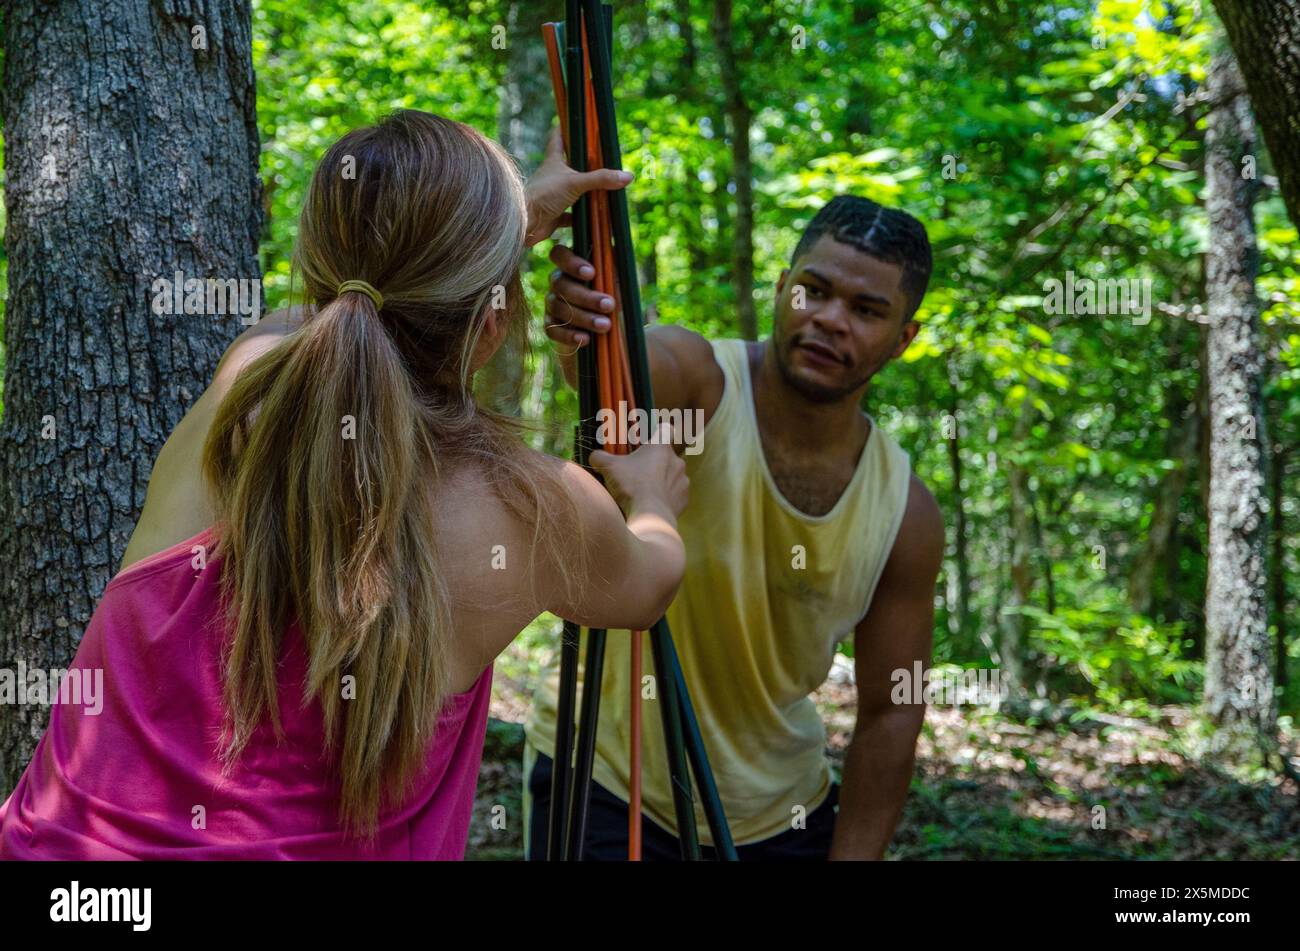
top-left (466, 643), bottom-right (1300, 861)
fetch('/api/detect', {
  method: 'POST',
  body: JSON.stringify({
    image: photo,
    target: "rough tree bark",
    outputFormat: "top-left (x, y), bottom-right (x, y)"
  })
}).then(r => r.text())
top-left (1271, 447), bottom-right (1289, 688)
top-left (711, 0), bottom-right (757, 341)
top-left (1201, 48), bottom-right (1275, 759)
top-left (0, 0), bottom-right (262, 793)
top-left (1214, 0), bottom-right (1300, 227)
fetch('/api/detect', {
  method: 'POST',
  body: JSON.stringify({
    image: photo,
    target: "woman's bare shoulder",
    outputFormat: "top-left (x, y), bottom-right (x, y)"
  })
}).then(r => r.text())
top-left (432, 449), bottom-right (608, 585)
top-left (118, 307), bottom-right (310, 571)
top-left (211, 305), bottom-right (311, 388)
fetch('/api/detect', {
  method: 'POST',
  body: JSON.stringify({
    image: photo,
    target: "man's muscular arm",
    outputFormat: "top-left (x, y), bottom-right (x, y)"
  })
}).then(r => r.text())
top-left (830, 474), bottom-right (944, 860)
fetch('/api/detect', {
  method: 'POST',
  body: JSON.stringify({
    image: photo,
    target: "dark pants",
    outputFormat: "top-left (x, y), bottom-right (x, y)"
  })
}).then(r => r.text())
top-left (526, 751), bottom-right (839, 861)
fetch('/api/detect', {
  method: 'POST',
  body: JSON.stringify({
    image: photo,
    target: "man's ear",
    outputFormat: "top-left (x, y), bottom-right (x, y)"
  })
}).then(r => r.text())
top-left (891, 318), bottom-right (921, 359)
top-left (775, 268), bottom-right (790, 298)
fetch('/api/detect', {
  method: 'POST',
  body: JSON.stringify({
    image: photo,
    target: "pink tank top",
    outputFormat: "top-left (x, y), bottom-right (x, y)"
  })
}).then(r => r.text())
top-left (0, 527), bottom-right (493, 860)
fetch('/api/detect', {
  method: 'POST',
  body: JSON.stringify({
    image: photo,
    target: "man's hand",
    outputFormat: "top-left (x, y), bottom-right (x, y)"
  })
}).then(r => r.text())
top-left (524, 127), bottom-right (632, 248)
top-left (543, 243), bottom-right (614, 350)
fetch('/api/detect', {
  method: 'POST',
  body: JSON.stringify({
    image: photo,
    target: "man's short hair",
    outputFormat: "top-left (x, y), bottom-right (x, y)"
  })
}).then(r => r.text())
top-left (790, 196), bottom-right (933, 319)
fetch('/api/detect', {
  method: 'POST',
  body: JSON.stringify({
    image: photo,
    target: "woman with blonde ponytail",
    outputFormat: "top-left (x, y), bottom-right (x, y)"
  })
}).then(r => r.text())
top-left (0, 111), bottom-right (688, 859)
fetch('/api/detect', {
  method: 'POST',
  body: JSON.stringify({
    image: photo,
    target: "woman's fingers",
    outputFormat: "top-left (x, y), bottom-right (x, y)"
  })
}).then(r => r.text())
top-left (569, 167), bottom-right (633, 199)
top-left (543, 125), bottom-right (565, 160)
top-left (546, 246), bottom-right (615, 319)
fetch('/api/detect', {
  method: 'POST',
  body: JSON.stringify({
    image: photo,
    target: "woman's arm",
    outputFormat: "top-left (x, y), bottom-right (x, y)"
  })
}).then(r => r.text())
top-left (538, 440), bottom-right (688, 632)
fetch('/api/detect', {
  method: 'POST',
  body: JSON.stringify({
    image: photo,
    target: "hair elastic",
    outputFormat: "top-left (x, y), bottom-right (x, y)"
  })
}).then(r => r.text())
top-left (336, 280), bottom-right (384, 311)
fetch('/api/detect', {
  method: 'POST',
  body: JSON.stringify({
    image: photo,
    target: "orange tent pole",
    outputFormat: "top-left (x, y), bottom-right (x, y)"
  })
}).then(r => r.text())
top-left (546, 12), bottom-right (645, 863)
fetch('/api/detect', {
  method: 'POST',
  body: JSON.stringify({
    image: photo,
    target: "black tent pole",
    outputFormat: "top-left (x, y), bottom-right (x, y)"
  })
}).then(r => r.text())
top-left (580, 0), bottom-right (698, 856)
top-left (545, 0), bottom-right (598, 862)
top-left (547, 1), bottom-right (737, 862)
top-left (658, 618), bottom-right (738, 859)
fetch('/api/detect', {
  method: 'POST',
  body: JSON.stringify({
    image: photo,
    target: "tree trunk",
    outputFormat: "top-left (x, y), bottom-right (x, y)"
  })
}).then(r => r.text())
top-left (675, 0), bottom-right (698, 73)
top-left (946, 355), bottom-right (971, 641)
top-left (1272, 448), bottom-right (1289, 689)
top-left (0, 0), bottom-right (262, 793)
top-left (670, 0), bottom-right (713, 319)
top-left (1213, 0), bottom-right (1300, 227)
top-left (496, 2), bottom-right (553, 173)
top-left (1202, 48), bottom-right (1275, 759)
top-left (1133, 313), bottom-right (1201, 618)
top-left (1129, 407), bottom-right (1199, 615)
top-left (1030, 491), bottom-right (1055, 617)
top-left (1187, 318), bottom-right (1212, 654)
top-left (843, 2), bottom-right (881, 141)
top-left (711, 0), bottom-right (757, 341)
top-left (639, 236), bottom-right (659, 323)
top-left (1000, 398), bottom-right (1033, 703)
top-left (481, 0), bottom-right (554, 419)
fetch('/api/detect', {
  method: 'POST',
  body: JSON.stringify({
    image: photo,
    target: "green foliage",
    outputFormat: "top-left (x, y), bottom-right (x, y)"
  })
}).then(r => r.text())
top-left (1017, 602), bottom-right (1200, 708)
top-left (253, 0), bottom-right (505, 308)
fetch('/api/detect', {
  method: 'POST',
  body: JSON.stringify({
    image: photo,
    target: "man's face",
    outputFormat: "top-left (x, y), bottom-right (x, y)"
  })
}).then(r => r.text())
top-left (772, 234), bottom-right (920, 403)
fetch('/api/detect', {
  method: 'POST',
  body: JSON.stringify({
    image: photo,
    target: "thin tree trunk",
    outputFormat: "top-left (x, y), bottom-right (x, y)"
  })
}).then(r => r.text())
top-left (676, 0), bottom-right (698, 75)
top-left (977, 446), bottom-right (1002, 665)
top-left (482, 0), bottom-right (554, 418)
top-left (496, 1), bottom-right (553, 172)
top-left (672, 0), bottom-right (712, 318)
top-left (946, 355), bottom-right (971, 641)
top-left (1272, 448), bottom-right (1289, 688)
top-left (1202, 48), bottom-right (1275, 759)
top-left (0, 0), bottom-right (262, 793)
top-left (1133, 314), bottom-right (1200, 617)
top-left (640, 237), bottom-right (659, 323)
top-left (1001, 399), bottom-right (1034, 703)
top-left (1129, 407), bottom-right (1199, 615)
top-left (1213, 0), bottom-right (1300, 227)
top-left (541, 349), bottom-right (571, 458)
top-left (711, 0), bottom-right (757, 340)
top-left (1030, 491), bottom-right (1055, 616)
top-left (843, 2), bottom-right (880, 141)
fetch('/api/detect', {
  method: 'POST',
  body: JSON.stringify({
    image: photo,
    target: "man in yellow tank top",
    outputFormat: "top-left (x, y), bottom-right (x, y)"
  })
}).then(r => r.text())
top-left (528, 196), bottom-right (944, 859)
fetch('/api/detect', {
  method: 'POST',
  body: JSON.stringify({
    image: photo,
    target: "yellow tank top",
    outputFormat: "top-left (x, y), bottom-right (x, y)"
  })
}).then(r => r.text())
top-left (524, 337), bottom-right (912, 845)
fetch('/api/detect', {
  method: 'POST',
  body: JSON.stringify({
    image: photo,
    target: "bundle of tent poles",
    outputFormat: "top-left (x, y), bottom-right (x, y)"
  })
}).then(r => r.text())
top-left (539, 0), bottom-right (737, 862)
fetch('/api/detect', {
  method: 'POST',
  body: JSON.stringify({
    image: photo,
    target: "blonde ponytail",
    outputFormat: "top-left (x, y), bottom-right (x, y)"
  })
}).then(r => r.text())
top-left (202, 110), bottom-right (581, 835)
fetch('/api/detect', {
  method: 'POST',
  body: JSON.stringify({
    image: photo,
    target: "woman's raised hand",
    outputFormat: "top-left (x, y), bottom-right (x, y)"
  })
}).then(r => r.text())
top-left (523, 127), bottom-right (632, 248)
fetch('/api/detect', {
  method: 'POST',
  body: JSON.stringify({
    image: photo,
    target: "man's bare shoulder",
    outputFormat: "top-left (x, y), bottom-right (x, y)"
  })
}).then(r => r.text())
top-left (882, 473), bottom-right (945, 589)
top-left (647, 322), bottom-right (709, 355)
top-left (646, 324), bottom-right (725, 421)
